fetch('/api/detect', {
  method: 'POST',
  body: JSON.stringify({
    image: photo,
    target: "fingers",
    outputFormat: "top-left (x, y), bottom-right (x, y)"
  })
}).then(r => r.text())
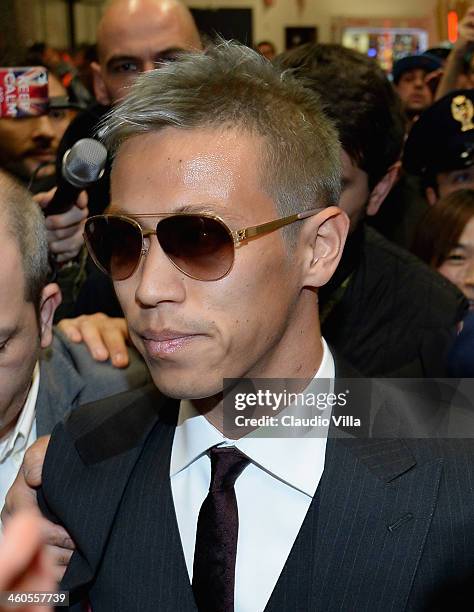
top-left (94, 320), bottom-right (130, 367)
top-left (0, 511), bottom-right (58, 606)
top-left (35, 189), bottom-right (89, 263)
top-left (35, 188), bottom-right (89, 218)
top-left (40, 519), bottom-right (74, 584)
top-left (0, 511), bottom-right (45, 588)
top-left (45, 543), bottom-right (73, 584)
top-left (58, 314), bottom-right (130, 367)
top-left (75, 190), bottom-right (88, 210)
top-left (46, 223), bottom-right (84, 241)
top-left (33, 188), bottom-right (56, 209)
top-left (23, 436), bottom-right (51, 487)
top-left (44, 204), bottom-right (88, 232)
top-left (1, 436), bottom-right (51, 524)
top-left (48, 235), bottom-right (86, 259)
top-left (39, 519), bottom-right (75, 551)
top-left (56, 318), bottom-right (83, 343)
top-left (2, 475), bottom-right (37, 524)
top-left (45, 207), bottom-right (88, 262)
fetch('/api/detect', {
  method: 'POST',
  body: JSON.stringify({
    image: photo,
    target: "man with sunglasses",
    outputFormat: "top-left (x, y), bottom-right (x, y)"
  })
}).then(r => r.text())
top-left (28, 43), bottom-right (474, 611)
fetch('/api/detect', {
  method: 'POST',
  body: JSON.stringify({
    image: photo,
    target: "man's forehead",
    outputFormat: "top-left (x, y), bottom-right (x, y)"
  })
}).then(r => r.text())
top-left (98, 1), bottom-right (198, 62)
top-left (400, 68), bottom-right (427, 78)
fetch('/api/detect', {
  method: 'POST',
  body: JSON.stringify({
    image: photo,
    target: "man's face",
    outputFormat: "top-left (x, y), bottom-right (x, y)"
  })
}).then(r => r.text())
top-left (0, 75), bottom-right (74, 181)
top-left (0, 231), bottom-right (41, 437)
top-left (395, 69), bottom-right (433, 116)
top-left (435, 166), bottom-right (474, 199)
top-left (94, 1), bottom-right (202, 105)
top-left (338, 150), bottom-right (370, 232)
top-left (111, 127), bottom-right (303, 400)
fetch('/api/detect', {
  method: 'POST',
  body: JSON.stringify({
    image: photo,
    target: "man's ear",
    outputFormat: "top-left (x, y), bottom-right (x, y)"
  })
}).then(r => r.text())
top-left (366, 162), bottom-right (401, 216)
top-left (38, 283), bottom-right (62, 349)
top-left (300, 206), bottom-right (350, 289)
top-left (425, 186), bottom-right (438, 206)
top-left (91, 61), bottom-right (111, 106)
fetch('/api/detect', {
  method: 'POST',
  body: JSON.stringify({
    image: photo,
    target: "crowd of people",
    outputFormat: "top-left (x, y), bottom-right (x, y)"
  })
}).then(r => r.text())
top-left (1, 0), bottom-right (474, 610)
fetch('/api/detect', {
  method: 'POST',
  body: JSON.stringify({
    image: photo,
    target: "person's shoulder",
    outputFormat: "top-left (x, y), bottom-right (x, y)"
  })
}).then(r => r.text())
top-left (52, 381), bottom-right (178, 466)
top-left (50, 328), bottom-right (151, 404)
top-left (405, 438), bottom-right (474, 468)
top-left (65, 381), bottom-right (162, 441)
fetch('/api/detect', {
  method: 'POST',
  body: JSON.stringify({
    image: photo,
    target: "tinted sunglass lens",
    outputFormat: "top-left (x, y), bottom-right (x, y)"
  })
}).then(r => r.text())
top-left (156, 215), bottom-right (234, 280)
top-left (85, 216), bottom-right (142, 280)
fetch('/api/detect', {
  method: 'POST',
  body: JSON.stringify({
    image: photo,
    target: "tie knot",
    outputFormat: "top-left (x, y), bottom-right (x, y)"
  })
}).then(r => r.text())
top-left (209, 446), bottom-right (250, 491)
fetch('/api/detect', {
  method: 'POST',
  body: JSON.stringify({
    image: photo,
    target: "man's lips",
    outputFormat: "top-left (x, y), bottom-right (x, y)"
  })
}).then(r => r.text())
top-left (26, 150), bottom-right (56, 161)
top-left (140, 329), bottom-right (205, 356)
top-left (408, 94), bottom-right (426, 103)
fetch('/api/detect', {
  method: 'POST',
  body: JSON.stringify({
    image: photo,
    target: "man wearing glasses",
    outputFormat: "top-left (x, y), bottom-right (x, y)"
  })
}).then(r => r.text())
top-left (21, 43), bottom-right (474, 610)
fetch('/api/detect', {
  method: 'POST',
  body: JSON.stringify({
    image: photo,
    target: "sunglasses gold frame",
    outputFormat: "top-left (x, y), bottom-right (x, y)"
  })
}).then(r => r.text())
top-left (84, 208), bottom-right (322, 281)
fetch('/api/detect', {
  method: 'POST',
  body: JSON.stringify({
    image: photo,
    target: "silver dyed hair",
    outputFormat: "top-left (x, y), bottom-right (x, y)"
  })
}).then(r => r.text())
top-left (0, 172), bottom-right (49, 309)
top-left (98, 40), bottom-right (342, 217)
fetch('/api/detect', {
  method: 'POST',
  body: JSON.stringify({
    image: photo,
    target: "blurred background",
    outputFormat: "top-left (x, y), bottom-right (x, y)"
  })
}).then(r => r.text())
top-left (0, 0), bottom-right (471, 74)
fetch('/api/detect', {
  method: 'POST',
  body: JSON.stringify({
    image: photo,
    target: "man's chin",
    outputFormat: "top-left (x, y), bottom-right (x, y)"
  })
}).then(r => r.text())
top-left (149, 370), bottom-right (222, 401)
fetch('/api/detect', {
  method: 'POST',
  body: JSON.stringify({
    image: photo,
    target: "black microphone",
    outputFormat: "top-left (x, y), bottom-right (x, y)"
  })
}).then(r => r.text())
top-left (44, 138), bottom-right (107, 216)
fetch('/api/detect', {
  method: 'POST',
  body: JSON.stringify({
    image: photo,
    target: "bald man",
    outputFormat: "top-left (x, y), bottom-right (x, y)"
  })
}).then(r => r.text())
top-left (57, 0), bottom-right (202, 218)
top-left (92, 0), bottom-right (202, 105)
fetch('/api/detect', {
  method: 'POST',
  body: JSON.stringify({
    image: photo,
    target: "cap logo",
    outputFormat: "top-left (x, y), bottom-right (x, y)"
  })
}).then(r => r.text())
top-left (451, 95), bottom-right (474, 132)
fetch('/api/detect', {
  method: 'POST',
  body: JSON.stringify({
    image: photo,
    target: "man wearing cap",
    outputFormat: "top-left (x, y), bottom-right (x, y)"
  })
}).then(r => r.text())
top-left (403, 89), bottom-right (474, 205)
top-left (392, 52), bottom-right (442, 129)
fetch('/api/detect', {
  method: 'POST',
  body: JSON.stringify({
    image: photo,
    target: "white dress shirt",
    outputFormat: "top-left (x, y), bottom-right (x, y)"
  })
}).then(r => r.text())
top-left (0, 363), bottom-right (39, 516)
top-left (170, 340), bottom-right (334, 612)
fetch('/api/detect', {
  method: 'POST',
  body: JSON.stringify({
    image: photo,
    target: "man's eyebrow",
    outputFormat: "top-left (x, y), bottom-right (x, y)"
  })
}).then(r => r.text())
top-left (107, 204), bottom-right (243, 222)
top-left (105, 55), bottom-right (139, 69)
top-left (172, 204), bottom-right (243, 221)
top-left (154, 48), bottom-right (185, 59)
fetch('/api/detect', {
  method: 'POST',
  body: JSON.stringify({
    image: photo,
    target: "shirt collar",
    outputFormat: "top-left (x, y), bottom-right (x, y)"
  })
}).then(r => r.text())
top-left (0, 362), bottom-right (40, 462)
top-left (170, 340), bottom-right (334, 497)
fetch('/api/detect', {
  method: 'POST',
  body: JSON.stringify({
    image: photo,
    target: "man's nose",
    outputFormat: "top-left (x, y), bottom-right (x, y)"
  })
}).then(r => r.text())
top-left (31, 115), bottom-right (56, 143)
top-left (134, 237), bottom-right (187, 308)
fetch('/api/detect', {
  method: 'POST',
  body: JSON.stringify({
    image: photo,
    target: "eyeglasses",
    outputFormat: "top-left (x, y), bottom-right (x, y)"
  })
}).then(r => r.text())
top-left (83, 209), bottom-right (321, 282)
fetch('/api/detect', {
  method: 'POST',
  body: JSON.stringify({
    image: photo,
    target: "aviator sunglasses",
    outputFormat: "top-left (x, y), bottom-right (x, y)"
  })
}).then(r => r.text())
top-left (83, 209), bottom-right (321, 282)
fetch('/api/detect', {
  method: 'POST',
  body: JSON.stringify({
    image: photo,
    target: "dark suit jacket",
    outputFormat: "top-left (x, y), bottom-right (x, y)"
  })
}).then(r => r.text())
top-left (39, 371), bottom-right (474, 611)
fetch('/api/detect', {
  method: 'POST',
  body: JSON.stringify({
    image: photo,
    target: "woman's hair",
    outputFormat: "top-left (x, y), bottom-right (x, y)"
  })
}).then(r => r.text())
top-left (412, 189), bottom-right (474, 267)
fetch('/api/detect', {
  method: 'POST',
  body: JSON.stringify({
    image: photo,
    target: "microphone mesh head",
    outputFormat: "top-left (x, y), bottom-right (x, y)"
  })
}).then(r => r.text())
top-left (62, 138), bottom-right (107, 187)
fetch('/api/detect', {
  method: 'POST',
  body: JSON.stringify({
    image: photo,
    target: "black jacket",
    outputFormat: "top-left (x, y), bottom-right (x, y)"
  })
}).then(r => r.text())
top-left (321, 225), bottom-right (467, 376)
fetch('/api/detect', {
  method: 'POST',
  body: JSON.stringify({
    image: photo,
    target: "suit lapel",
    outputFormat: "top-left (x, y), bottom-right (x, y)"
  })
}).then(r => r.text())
top-left (266, 436), bottom-right (443, 611)
top-left (266, 353), bottom-right (444, 611)
top-left (51, 387), bottom-right (180, 595)
top-left (313, 437), bottom-right (442, 610)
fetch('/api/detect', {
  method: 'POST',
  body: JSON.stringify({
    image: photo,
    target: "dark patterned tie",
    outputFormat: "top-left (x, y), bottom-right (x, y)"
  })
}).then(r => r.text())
top-left (192, 446), bottom-right (250, 612)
